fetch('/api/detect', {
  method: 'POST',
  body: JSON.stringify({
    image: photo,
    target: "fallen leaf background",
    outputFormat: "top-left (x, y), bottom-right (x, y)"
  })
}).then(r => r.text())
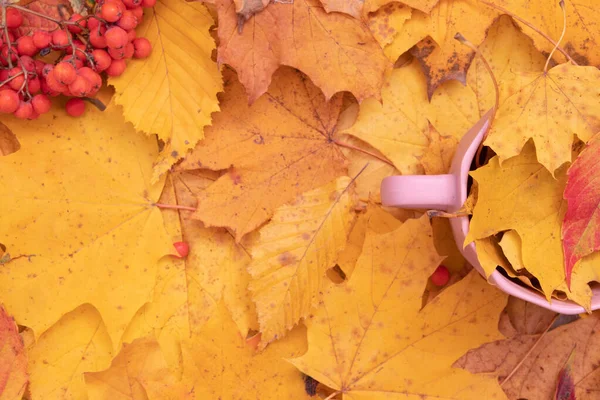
top-left (4, 0), bottom-right (600, 398)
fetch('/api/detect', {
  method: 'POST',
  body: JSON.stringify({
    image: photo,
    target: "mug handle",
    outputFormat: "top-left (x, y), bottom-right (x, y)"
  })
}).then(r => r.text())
top-left (380, 175), bottom-right (456, 210)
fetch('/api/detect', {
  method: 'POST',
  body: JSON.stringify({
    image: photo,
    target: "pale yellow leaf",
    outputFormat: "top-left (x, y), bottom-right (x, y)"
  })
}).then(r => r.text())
top-left (248, 176), bottom-right (357, 345)
top-left (110, 0), bottom-right (222, 183)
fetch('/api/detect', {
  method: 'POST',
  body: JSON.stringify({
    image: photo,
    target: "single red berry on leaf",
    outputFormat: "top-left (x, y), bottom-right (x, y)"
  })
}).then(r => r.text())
top-left (31, 94), bottom-right (51, 114)
top-left (430, 265), bottom-right (450, 287)
top-left (32, 30), bottom-right (52, 49)
top-left (6, 8), bottom-right (23, 29)
top-left (132, 37), bottom-right (151, 58)
top-left (65, 98), bottom-right (85, 116)
top-left (0, 89), bottom-right (19, 113)
top-left (173, 241), bottom-right (189, 258)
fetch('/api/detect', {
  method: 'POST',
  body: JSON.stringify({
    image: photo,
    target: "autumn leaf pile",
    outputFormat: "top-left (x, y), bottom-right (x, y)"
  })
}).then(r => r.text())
top-left (4, 0), bottom-right (600, 398)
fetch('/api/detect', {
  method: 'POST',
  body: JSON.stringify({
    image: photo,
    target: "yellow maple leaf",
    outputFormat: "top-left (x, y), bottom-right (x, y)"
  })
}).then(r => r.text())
top-left (426, 15), bottom-right (545, 140)
top-left (85, 337), bottom-right (186, 400)
top-left (178, 68), bottom-right (348, 241)
top-left (109, 0), bottom-right (222, 183)
top-left (337, 206), bottom-right (403, 278)
top-left (87, 303), bottom-right (312, 399)
top-left (484, 63), bottom-right (600, 173)
top-left (28, 305), bottom-right (113, 399)
top-left (248, 176), bottom-right (357, 345)
top-left (0, 306), bottom-right (27, 400)
top-left (384, 0), bottom-right (498, 95)
top-left (485, 0), bottom-right (600, 66)
top-left (290, 215), bottom-right (508, 398)
top-left (367, 3), bottom-right (412, 47)
top-left (0, 103), bottom-right (172, 346)
top-left (123, 171), bottom-right (258, 370)
top-left (466, 143), bottom-right (592, 307)
top-left (215, 0), bottom-right (390, 103)
top-left (342, 61), bottom-right (430, 174)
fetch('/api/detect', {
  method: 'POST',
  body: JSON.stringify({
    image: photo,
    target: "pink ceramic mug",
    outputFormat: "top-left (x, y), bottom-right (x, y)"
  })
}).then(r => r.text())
top-left (381, 109), bottom-right (599, 314)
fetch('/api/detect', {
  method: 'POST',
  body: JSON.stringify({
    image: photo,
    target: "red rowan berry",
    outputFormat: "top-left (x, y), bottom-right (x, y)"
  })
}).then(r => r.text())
top-left (6, 8), bottom-right (23, 29)
top-left (54, 62), bottom-right (77, 85)
top-left (430, 265), bottom-right (450, 287)
top-left (101, 1), bottom-right (125, 22)
top-left (91, 49), bottom-right (111, 71)
top-left (117, 10), bottom-right (138, 30)
top-left (105, 26), bottom-right (128, 49)
top-left (16, 36), bottom-right (37, 56)
top-left (14, 101), bottom-right (33, 119)
top-left (105, 58), bottom-right (126, 76)
top-left (68, 13), bottom-right (87, 34)
top-left (0, 89), bottom-right (19, 113)
top-left (65, 97), bottom-right (85, 116)
top-left (31, 94), bottom-right (51, 114)
top-left (32, 31), bottom-right (52, 49)
top-left (52, 30), bottom-right (70, 48)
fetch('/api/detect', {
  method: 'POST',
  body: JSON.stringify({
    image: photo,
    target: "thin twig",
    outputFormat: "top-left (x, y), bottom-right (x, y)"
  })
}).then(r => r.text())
top-left (479, 0), bottom-right (577, 65)
top-left (333, 139), bottom-right (394, 167)
top-left (500, 314), bottom-right (559, 386)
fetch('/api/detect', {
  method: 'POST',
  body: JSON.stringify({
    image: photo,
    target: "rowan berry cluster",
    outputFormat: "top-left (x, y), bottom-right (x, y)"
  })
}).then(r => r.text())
top-left (0, 0), bottom-right (154, 119)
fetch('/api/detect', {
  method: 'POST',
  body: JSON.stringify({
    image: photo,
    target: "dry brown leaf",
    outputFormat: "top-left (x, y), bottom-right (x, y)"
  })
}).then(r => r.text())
top-left (0, 124), bottom-right (19, 157)
top-left (456, 314), bottom-right (600, 400)
top-left (215, 0), bottom-right (390, 103)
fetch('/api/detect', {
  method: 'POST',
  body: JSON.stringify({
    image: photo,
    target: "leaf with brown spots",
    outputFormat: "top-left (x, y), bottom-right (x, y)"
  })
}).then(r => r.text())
top-left (0, 306), bottom-right (27, 400)
top-left (215, 0), bottom-right (390, 103)
top-left (456, 313), bottom-right (600, 400)
top-left (383, 0), bottom-right (498, 96)
top-left (484, 63), bottom-right (600, 174)
top-left (122, 170), bottom-right (258, 370)
top-left (27, 305), bottom-right (113, 399)
top-left (248, 176), bottom-right (357, 346)
top-left (484, 0), bottom-right (600, 67)
top-left (0, 103), bottom-right (173, 347)
top-left (290, 214), bottom-right (509, 399)
top-left (0, 123), bottom-right (19, 157)
top-left (178, 68), bottom-right (349, 241)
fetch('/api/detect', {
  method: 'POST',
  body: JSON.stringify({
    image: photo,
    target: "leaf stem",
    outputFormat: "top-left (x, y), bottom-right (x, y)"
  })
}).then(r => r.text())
top-left (153, 203), bottom-right (197, 211)
top-left (323, 391), bottom-right (340, 400)
top-left (544, 0), bottom-right (567, 73)
top-left (479, 0), bottom-right (577, 65)
top-left (333, 139), bottom-right (395, 167)
top-left (500, 314), bottom-right (558, 386)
